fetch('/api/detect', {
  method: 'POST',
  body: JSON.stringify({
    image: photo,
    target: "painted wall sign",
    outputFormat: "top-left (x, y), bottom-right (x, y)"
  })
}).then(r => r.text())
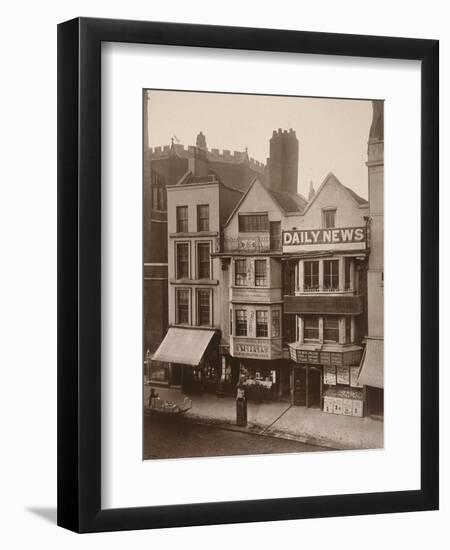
top-left (282, 227), bottom-right (366, 252)
top-left (233, 339), bottom-right (270, 359)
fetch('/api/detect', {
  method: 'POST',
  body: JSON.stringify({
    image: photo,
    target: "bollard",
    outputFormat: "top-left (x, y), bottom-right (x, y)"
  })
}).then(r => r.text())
top-left (236, 385), bottom-right (247, 427)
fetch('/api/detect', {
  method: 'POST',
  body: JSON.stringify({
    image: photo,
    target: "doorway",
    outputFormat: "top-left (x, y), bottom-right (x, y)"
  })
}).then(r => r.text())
top-left (307, 367), bottom-right (322, 409)
top-left (293, 367), bottom-right (306, 406)
top-left (170, 363), bottom-right (184, 387)
top-left (366, 386), bottom-right (384, 418)
top-left (292, 365), bottom-right (322, 408)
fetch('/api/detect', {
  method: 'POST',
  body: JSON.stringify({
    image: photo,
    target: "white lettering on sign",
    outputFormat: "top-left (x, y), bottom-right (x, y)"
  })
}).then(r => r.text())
top-left (283, 227), bottom-right (366, 252)
top-left (233, 339), bottom-right (271, 359)
top-left (236, 344), bottom-right (268, 354)
top-left (283, 227), bottom-right (365, 246)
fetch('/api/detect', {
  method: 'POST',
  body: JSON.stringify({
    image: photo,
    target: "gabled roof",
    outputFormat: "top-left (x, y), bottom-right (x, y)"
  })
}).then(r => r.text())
top-left (224, 178), bottom-right (307, 227)
top-left (302, 172), bottom-right (368, 215)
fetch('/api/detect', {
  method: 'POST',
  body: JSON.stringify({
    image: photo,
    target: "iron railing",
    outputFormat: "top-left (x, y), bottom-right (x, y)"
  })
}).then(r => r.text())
top-left (220, 235), bottom-right (282, 253)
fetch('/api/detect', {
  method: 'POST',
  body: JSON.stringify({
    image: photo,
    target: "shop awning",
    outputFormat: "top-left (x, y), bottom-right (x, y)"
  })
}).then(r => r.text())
top-left (152, 327), bottom-right (216, 366)
top-left (357, 338), bottom-right (384, 388)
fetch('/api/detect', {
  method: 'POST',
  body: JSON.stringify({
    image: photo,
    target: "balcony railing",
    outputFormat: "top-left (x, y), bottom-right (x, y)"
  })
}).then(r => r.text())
top-left (220, 235), bottom-right (282, 253)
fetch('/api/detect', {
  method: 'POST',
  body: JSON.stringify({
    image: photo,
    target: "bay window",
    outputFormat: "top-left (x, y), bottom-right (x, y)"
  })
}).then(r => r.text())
top-left (304, 316), bottom-right (319, 340)
top-left (304, 261), bottom-right (319, 290)
top-left (235, 259), bottom-right (247, 286)
top-left (235, 310), bottom-right (247, 336)
top-left (324, 316), bottom-right (339, 342)
top-left (256, 310), bottom-right (268, 337)
top-left (324, 259), bottom-right (339, 290)
top-left (255, 259), bottom-right (267, 286)
top-left (271, 309), bottom-right (281, 338)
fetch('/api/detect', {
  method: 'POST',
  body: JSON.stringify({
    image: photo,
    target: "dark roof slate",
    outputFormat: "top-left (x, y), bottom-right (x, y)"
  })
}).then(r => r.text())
top-left (266, 188), bottom-right (308, 213)
top-left (343, 185), bottom-right (368, 205)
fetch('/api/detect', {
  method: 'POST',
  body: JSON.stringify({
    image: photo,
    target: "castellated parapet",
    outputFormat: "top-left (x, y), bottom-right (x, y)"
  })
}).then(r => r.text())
top-left (148, 143), bottom-right (266, 175)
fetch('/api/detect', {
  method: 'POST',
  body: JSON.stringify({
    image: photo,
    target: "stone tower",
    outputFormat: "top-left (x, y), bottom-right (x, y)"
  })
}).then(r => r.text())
top-left (268, 128), bottom-right (299, 194)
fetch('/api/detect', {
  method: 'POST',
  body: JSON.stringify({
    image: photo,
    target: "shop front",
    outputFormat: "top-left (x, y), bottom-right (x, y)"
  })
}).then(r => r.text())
top-left (235, 358), bottom-right (290, 402)
top-left (151, 326), bottom-right (221, 394)
top-left (288, 342), bottom-right (365, 415)
top-left (292, 364), bottom-right (322, 408)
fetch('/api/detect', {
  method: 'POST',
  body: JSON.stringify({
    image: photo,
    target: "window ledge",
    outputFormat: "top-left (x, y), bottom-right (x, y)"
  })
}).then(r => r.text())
top-left (170, 279), bottom-right (219, 285)
top-left (170, 231), bottom-right (218, 238)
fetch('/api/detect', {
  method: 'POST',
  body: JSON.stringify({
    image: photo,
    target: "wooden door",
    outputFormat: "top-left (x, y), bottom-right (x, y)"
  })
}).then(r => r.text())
top-left (293, 367), bottom-right (306, 406)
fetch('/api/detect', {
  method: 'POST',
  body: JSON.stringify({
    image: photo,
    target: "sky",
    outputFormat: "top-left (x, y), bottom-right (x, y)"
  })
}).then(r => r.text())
top-left (145, 90), bottom-right (373, 200)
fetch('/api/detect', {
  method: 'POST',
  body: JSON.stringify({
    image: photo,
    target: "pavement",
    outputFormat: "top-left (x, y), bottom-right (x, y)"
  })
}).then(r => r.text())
top-left (144, 384), bottom-right (384, 451)
top-left (144, 416), bottom-right (325, 459)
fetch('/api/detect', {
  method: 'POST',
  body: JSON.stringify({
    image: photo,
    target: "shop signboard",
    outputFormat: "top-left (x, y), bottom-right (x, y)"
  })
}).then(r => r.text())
top-left (333, 398), bottom-right (343, 415)
top-left (337, 365), bottom-right (350, 385)
top-left (352, 399), bottom-right (364, 417)
top-left (289, 347), bottom-right (297, 362)
top-left (282, 226), bottom-right (366, 253)
top-left (342, 399), bottom-right (353, 416)
top-left (291, 348), bottom-right (320, 363)
top-left (307, 351), bottom-right (320, 363)
top-left (232, 338), bottom-right (277, 359)
top-left (330, 352), bottom-right (344, 366)
top-left (350, 366), bottom-right (363, 387)
top-left (296, 349), bottom-right (309, 363)
top-left (323, 396), bottom-right (334, 414)
top-left (324, 365), bottom-right (337, 385)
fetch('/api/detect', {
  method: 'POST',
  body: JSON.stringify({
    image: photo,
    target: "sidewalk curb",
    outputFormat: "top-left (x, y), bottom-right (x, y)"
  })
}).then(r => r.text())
top-left (144, 408), bottom-right (380, 451)
top-left (181, 414), bottom-right (345, 450)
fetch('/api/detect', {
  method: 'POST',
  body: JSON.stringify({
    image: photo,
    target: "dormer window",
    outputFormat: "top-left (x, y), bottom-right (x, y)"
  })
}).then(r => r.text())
top-left (322, 208), bottom-right (336, 229)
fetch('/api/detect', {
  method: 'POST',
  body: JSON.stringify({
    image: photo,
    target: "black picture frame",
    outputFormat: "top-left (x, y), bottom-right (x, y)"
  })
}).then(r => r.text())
top-left (57, 17), bottom-right (439, 533)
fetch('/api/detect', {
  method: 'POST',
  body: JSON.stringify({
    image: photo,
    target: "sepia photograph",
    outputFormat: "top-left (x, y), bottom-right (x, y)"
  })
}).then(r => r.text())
top-left (143, 90), bottom-right (384, 460)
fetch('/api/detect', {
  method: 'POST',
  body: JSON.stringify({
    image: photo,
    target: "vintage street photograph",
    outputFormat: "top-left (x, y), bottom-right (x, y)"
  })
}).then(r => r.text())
top-left (143, 90), bottom-right (384, 459)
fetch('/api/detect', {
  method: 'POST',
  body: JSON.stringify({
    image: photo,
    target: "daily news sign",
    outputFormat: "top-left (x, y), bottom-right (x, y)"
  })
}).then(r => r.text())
top-left (283, 226), bottom-right (366, 252)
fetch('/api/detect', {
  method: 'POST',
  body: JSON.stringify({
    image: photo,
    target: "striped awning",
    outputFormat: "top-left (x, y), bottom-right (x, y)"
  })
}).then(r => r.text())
top-left (152, 327), bottom-right (216, 366)
top-left (357, 338), bottom-right (384, 388)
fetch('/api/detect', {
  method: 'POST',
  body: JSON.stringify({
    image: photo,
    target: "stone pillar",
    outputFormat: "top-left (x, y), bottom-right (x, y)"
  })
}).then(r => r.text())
top-left (339, 257), bottom-right (345, 291)
top-left (318, 316), bottom-right (324, 343)
top-left (354, 266), bottom-right (360, 293)
top-left (351, 316), bottom-right (356, 343)
top-left (338, 317), bottom-right (346, 344)
top-left (297, 315), bottom-right (304, 343)
top-left (297, 260), bottom-right (304, 293)
top-left (349, 259), bottom-right (355, 292)
top-left (318, 260), bottom-right (324, 291)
